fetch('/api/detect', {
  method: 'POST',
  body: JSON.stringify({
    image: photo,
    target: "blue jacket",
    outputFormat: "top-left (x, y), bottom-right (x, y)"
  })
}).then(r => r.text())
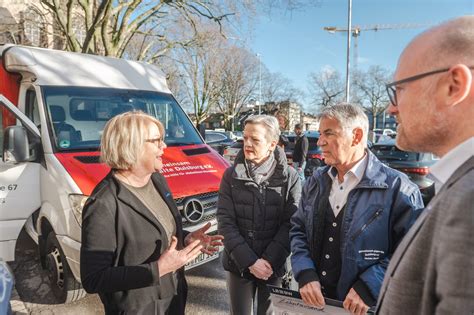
top-left (290, 150), bottom-right (424, 302)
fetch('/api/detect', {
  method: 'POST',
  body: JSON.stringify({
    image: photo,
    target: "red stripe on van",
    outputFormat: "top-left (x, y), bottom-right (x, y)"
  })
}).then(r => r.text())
top-left (0, 63), bottom-right (21, 128)
top-left (54, 145), bottom-right (229, 197)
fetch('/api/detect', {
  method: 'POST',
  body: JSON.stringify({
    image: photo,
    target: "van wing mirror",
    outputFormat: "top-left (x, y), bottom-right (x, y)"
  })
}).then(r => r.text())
top-left (3, 126), bottom-right (30, 163)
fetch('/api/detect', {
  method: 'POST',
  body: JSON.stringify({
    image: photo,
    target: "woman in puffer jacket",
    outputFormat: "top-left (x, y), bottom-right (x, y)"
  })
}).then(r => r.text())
top-left (217, 115), bottom-right (301, 315)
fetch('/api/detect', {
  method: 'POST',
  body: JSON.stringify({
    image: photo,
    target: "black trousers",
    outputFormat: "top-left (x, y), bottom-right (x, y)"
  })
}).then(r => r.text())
top-left (226, 271), bottom-right (282, 315)
top-left (106, 274), bottom-right (187, 315)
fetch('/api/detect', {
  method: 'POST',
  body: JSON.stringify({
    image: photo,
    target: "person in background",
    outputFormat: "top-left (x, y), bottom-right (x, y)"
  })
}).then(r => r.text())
top-left (217, 115), bottom-right (301, 315)
top-left (80, 111), bottom-right (223, 315)
top-left (377, 16), bottom-right (474, 314)
top-left (290, 103), bottom-right (424, 315)
top-left (275, 112), bottom-right (289, 149)
top-left (292, 123), bottom-right (309, 181)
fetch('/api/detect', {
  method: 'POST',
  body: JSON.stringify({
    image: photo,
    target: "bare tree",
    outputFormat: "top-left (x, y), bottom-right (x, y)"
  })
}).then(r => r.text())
top-left (169, 27), bottom-right (227, 127)
top-left (353, 65), bottom-right (392, 130)
top-left (261, 0), bottom-right (322, 14)
top-left (162, 62), bottom-right (187, 106)
top-left (262, 69), bottom-right (303, 105)
top-left (38, 0), bottom-right (236, 59)
top-left (217, 46), bottom-right (259, 130)
top-left (307, 67), bottom-right (345, 108)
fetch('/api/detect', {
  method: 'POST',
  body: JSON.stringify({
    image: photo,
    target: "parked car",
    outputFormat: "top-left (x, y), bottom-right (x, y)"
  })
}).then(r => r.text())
top-left (205, 130), bottom-right (235, 155)
top-left (371, 140), bottom-right (437, 204)
top-left (223, 130), bottom-right (243, 141)
top-left (373, 128), bottom-right (397, 136)
top-left (223, 139), bottom-right (243, 164)
top-left (285, 131), bottom-right (325, 177)
top-left (371, 129), bottom-right (397, 143)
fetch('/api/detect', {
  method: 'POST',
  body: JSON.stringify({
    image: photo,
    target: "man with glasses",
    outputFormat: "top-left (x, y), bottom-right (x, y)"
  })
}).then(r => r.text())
top-left (377, 16), bottom-right (474, 314)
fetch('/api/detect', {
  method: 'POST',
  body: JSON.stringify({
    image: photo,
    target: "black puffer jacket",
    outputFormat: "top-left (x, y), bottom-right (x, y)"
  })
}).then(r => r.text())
top-left (217, 146), bottom-right (301, 279)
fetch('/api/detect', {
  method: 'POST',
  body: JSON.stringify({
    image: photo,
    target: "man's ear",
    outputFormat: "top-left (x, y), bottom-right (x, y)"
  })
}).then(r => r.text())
top-left (444, 64), bottom-right (472, 107)
top-left (352, 127), bottom-right (364, 146)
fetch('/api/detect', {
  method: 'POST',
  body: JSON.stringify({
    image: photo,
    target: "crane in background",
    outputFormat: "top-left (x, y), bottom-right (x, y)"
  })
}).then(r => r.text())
top-left (323, 23), bottom-right (432, 70)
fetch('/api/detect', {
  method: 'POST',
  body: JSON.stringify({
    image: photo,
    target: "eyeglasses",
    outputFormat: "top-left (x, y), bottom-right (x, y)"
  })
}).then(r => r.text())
top-left (385, 66), bottom-right (474, 107)
top-left (146, 137), bottom-right (165, 146)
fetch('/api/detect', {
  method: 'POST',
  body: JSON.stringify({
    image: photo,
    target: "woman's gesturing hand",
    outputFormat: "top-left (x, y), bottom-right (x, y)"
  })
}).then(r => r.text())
top-left (185, 222), bottom-right (224, 255)
top-left (158, 236), bottom-right (202, 277)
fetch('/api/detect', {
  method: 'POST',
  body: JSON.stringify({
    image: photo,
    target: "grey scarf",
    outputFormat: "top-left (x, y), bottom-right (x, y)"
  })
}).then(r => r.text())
top-left (246, 152), bottom-right (277, 185)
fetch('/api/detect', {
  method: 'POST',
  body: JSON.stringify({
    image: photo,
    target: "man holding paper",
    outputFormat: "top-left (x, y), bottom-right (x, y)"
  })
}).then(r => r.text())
top-left (290, 103), bottom-right (423, 315)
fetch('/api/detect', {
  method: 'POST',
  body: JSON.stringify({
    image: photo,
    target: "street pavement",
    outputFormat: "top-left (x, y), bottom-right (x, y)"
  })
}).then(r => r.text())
top-left (9, 229), bottom-right (230, 314)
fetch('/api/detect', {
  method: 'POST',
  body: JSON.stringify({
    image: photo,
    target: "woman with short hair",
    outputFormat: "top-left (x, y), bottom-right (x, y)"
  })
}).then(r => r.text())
top-left (217, 115), bottom-right (301, 314)
top-left (80, 111), bottom-right (223, 315)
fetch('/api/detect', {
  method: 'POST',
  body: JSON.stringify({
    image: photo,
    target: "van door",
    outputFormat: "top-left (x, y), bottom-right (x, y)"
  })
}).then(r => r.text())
top-left (0, 94), bottom-right (41, 261)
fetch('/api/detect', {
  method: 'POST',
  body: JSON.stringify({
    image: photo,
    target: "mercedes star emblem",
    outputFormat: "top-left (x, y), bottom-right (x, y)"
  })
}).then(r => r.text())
top-left (183, 198), bottom-right (205, 223)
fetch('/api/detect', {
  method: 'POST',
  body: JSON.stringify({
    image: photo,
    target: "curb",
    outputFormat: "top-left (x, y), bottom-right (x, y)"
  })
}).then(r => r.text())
top-left (10, 285), bottom-right (28, 315)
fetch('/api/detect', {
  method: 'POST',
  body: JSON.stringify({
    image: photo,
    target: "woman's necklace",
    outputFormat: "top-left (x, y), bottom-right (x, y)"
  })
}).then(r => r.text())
top-left (116, 172), bottom-right (153, 211)
top-left (115, 171), bottom-right (149, 187)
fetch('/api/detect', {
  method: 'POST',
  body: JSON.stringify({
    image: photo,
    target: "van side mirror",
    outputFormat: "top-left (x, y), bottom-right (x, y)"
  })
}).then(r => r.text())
top-left (3, 126), bottom-right (30, 163)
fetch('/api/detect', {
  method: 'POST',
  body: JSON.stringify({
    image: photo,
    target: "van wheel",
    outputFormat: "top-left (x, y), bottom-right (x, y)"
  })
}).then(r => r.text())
top-left (45, 232), bottom-right (86, 303)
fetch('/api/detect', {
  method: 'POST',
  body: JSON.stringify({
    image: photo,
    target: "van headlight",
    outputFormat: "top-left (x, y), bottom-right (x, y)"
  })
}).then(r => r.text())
top-left (69, 194), bottom-right (89, 226)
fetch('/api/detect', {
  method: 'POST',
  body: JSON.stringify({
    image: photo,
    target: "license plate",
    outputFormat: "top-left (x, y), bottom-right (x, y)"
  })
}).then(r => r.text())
top-left (185, 247), bottom-right (222, 270)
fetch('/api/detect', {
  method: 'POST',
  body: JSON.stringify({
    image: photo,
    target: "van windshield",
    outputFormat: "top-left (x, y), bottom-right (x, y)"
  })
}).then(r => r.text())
top-left (42, 87), bottom-right (203, 151)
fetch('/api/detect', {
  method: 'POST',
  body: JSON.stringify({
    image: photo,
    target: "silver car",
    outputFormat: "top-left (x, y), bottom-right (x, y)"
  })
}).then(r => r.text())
top-left (223, 139), bottom-right (243, 164)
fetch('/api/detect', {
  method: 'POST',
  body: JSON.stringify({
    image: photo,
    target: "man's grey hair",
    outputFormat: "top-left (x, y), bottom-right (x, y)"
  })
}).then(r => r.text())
top-left (244, 115), bottom-right (281, 142)
top-left (318, 103), bottom-right (369, 141)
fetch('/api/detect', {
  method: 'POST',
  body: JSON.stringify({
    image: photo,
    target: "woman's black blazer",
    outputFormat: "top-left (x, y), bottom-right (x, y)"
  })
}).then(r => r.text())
top-left (80, 171), bottom-right (188, 314)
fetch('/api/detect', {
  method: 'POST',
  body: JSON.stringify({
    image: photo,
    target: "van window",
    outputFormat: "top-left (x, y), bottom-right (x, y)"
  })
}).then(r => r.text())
top-left (41, 87), bottom-right (203, 151)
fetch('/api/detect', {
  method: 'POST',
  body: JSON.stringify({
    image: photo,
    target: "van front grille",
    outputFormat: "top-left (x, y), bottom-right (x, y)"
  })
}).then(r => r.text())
top-left (176, 191), bottom-right (218, 227)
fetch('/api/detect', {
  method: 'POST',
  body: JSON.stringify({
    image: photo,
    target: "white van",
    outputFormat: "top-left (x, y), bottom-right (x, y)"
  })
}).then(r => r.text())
top-left (0, 45), bottom-right (229, 303)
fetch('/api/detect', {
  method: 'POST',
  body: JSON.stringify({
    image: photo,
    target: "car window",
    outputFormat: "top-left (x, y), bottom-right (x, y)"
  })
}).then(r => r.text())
top-left (231, 140), bottom-right (243, 148)
top-left (307, 137), bottom-right (319, 150)
top-left (206, 133), bottom-right (226, 142)
top-left (371, 145), bottom-right (420, 161)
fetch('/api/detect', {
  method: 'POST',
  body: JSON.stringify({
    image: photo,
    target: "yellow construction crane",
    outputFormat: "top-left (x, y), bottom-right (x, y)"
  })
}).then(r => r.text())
top-left (323, 23), bottom-right (432, 69)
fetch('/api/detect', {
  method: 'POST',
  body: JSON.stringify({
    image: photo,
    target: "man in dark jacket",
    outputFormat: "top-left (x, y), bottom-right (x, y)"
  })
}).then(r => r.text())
top-left (290, 103), bottom-right (424, 315)
top-left (293, 123), bottom-right (309, 181)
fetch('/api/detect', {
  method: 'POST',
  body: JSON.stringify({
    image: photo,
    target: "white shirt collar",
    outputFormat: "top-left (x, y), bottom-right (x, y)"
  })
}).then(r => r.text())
top-left (329, 152), bottom-right (368, 184)
top-left (430, 137), bottom-right (474, 188)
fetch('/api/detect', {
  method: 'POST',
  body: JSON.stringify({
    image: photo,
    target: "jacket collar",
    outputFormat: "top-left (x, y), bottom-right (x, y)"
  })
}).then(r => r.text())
top-left (106, 170), bottom-right (181, 234)
top-left (444, 156), bottom-right (474, 190)
top-left (315, 149), bottom-right (389, 189)
top-left (233, 146), bottom-right (288, 186)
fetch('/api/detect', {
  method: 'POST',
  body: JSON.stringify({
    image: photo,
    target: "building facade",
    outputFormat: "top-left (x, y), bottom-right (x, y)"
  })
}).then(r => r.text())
top-left (302, 113), bottom-right (319, 131)
top-left (0, 0), bottom-right (85, 49)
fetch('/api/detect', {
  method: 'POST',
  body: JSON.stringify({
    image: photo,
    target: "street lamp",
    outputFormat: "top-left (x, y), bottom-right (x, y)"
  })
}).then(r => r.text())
top-left (256, 53), bottom-right (262, 114)
top-left (345, 0), bottom-right (352, 103)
